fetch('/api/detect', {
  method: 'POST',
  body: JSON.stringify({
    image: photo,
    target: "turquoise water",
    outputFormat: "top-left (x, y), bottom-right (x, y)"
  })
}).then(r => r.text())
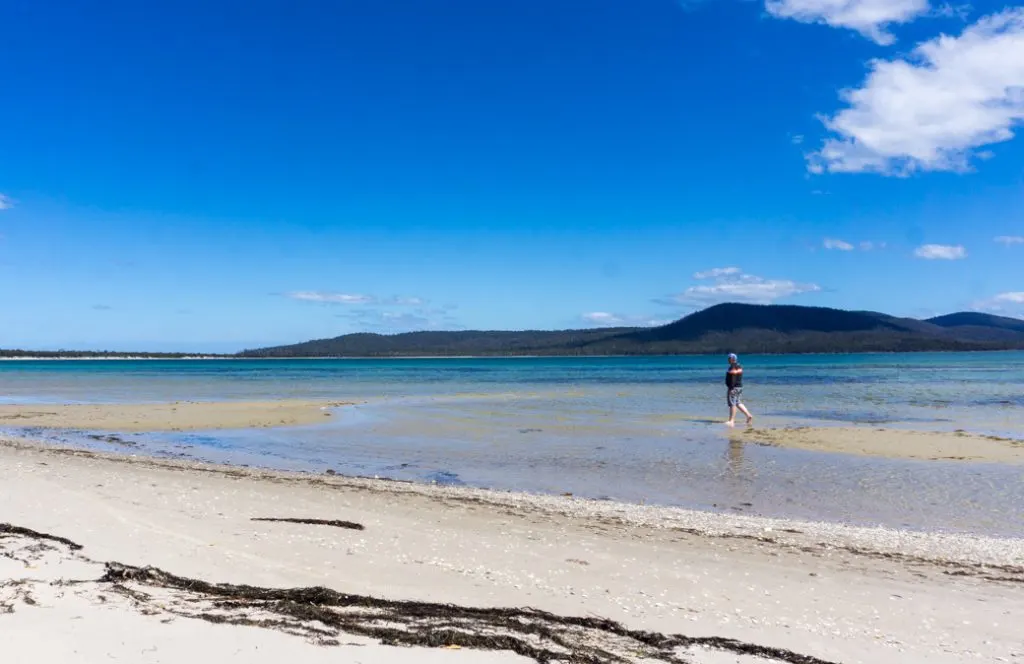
top-left (2, 354), bottom-right (1022, 536)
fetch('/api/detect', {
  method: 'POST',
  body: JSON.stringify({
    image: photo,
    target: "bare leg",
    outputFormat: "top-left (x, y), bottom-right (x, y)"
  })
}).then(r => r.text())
top-left (738, 403), bottom-right (753, 425)
top-left (726, 405), bottom-right (737, 426)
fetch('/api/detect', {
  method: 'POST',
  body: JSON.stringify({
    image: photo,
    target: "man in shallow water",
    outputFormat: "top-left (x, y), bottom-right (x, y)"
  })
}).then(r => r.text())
top-left (725, 353), bottom-right (753, 427)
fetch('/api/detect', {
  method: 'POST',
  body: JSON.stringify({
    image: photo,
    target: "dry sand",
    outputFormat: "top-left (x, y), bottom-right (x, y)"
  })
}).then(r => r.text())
top-left (2, 437), bottom-right (1022, 664)
top-left (0, 400), bottom-right (352, 432)
top-left (736, 425), bottom-right (1024, 464)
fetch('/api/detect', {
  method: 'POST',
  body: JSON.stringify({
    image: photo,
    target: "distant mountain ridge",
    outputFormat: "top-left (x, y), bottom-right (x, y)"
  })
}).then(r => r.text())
top-left (240, 303), bottom-right (1024, 358)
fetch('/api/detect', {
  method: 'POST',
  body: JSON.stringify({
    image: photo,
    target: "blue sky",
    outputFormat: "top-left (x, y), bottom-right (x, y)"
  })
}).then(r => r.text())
top-left (1, 0), bottom-right (1022, 352)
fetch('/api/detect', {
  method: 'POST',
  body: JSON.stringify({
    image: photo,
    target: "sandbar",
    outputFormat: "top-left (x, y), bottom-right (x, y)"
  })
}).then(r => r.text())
top-left (737, 425), bottom-right (1024, 464)
top-left (0, 399), bottom-right (352, 432)
top-left (1, 436), bottom-right (1022, 663)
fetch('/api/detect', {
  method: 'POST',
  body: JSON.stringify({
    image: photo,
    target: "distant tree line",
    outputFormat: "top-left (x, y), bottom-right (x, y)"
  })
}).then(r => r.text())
top-left (0, 349), bottom-right (229, 359)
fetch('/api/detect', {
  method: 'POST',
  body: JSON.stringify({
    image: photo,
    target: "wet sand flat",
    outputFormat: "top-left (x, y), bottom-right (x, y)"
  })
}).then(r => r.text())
top-left (0, 399), bottom-right (352, 432)
top-left (2, 436), bottom-right (1022, 664)
top-left (739, 425), bottom-right (1024, 464)
top-left (3, 397), bottom-right (1023, 465)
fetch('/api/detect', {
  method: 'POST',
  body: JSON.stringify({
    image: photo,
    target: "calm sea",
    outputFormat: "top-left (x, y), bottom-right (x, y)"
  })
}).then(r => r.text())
top-left (2, 353), bottom-right (1022, 537)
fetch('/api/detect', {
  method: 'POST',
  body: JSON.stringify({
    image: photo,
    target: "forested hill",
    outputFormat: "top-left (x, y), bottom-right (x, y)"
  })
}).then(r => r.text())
top-left (239, 304), bottom-right (1024, 357)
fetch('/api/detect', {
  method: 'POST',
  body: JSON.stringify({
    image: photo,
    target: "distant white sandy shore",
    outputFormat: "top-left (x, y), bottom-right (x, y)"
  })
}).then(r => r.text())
top-left (0, 355), bottom-right (579, 360)
top-left (0, 356), bottom-right (226, 361)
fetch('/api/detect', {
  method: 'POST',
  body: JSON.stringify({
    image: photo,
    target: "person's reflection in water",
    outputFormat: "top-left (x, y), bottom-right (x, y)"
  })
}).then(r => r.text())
top-left (726, 438), bottom-right (746, 478)
top-left (722, 437), bottom-right (756, 512)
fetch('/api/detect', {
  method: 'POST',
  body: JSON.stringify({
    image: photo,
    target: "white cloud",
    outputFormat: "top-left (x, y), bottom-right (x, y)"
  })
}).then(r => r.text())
top-left (972, 291), bottom-right (1024, 315)
top-left (582, 312), bottom-right (621, 326)
top-left (660, 268), bottom-right (821, 306)
top-left (286, 291), bottom-right (375, 304)
top-left (822, 238), bottom-right (885, 251)
top-left (995, 292), bottom-right (1024, 303)
top-left (913, 243), bottom-right (967, 259)
top-left (823, 238), bottom-right (855, 250)
top-left (693, 266), bottom-right (742, 280)
top-left (995, 235), bottom-right (1024, 245)
top-left (337, 307), bottom-right (461, 332)
top-left (933, 3), bottom-right (973, 21)
top-left (286, 292), bottom-right (430, 306)
top-left (810, 9), bottom-right (1024, 176)
top-left (765, 0), bottom-right (931, 45)
top-left (581, 312), bottom-right (670, 328)
top-left (0, 194), bottom-right (12, 210)
top-left (387, 296), bottom-right (426, 306)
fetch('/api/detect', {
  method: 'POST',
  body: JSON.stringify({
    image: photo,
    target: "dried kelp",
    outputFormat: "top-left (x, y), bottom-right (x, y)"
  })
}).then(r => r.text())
top-left (0, 524), bottom-right (83, 551)
top-left (4, 522), bottom-right (843, 663)
top-left (251, 518), bottom-right (364, 531)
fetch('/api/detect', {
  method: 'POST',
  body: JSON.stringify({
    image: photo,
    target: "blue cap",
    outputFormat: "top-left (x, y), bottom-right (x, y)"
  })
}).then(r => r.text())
top-left (728, 353), bottom-right (738, 361)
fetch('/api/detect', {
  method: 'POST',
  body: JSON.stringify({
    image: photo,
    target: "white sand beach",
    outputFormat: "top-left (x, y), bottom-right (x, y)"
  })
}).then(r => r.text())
top-left (2, 437), bottom-right (1021, 664)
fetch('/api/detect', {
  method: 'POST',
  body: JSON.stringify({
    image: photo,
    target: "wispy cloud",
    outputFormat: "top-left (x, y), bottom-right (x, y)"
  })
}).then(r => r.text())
top-left (385, 296), bottom-right (426, 306)
top-left (693, 267), bottom-right (742, 280)
top-left (932, 3), bottom-right (972, 21)
top-left (913, 244), bottom-right (967, 260)
top-left (287, 291), bottom-right (375, 305)
top-left (995, 235), bottom-right (1024, 246)
top-left (0, 194), bottom-right (13, 210)
top-left (765, 0), bottom-right (931, 45)
top-left (296, 289), bottom-right (462, 332)
top-left (972, 291), bottom-right (1024, 316)
top-left (809, 9), bottom-right (1024, 176)
top-left (92, 304), bottom-right (114, 311)
top-left (659, 268), bottom-right (821, 306)
top-left (285, 292), bottom-right (428, 306)
top-left (337, 307), bottom-right (461, 333)
top-left (823, 238), bottom-right (854, 251)
top-left (822, 238), bottom-right (886, 251)
top-left (580, 312), bottom-right (671, 328)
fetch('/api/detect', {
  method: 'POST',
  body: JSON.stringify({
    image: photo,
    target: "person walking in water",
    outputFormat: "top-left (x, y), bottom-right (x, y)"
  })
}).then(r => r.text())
top-left (725, 353), bottom-right (753, 427)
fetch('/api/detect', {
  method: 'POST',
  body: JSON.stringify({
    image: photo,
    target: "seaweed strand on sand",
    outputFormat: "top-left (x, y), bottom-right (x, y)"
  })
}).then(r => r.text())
top-left (3, 522), bottom-right (839, 664)
top-left (250, 517), bottom-right (365, 530)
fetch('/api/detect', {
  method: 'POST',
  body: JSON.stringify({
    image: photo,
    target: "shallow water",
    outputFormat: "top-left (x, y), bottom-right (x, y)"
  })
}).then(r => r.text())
top-left (2, 355), bottom-right (1022, 537)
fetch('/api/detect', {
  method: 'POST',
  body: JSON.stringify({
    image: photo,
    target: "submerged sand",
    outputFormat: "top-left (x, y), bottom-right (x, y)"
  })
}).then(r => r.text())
top-left (2, 436), bottom-right (1023, 663)
top-left (0, 399), bottom-right (352, 432)
top-left (738, 425), bottom-right (1024, 464)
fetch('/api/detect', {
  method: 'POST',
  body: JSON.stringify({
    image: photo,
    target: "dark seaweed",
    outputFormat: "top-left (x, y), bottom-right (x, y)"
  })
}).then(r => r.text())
top-left (101, 562), bottom-right (841, 664)
top-left (2, 521), bottom-right (843, 664)
top-left (251, 518), bottom-right (364, 531)
top-left (0, 524), bottom-right (83, 551)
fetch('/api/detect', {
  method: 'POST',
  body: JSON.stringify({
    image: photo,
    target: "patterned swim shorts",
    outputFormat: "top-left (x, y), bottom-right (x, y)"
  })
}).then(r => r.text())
top-left (728, 387), bottom-right (743, 407)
